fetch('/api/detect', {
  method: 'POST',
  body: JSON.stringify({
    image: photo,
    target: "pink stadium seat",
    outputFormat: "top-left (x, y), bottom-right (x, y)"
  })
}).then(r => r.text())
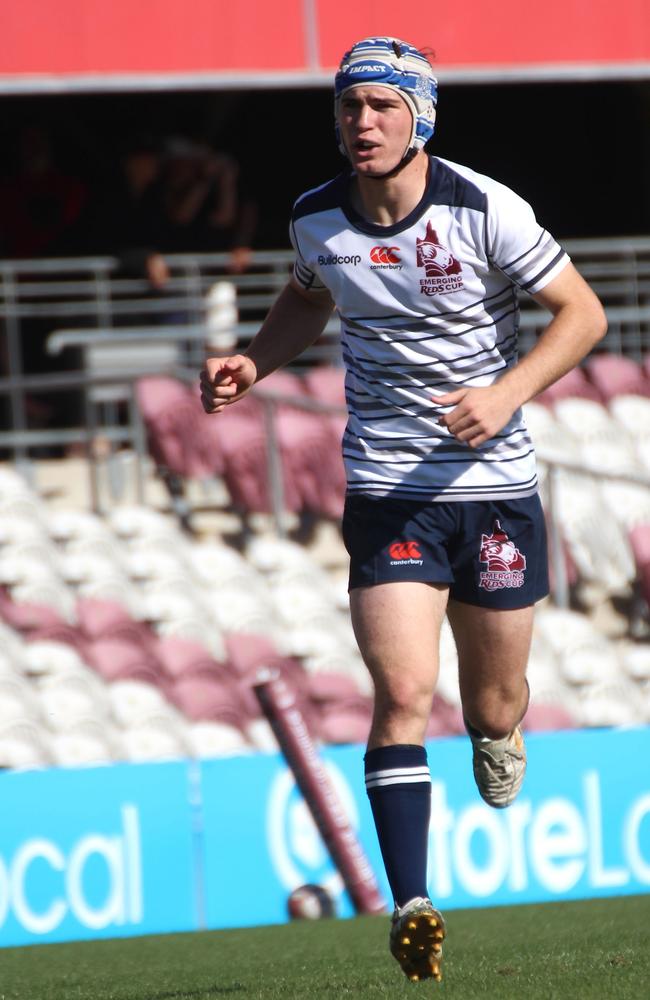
top-left (316, 707), bottom-right (372, 745)
top-left (154, 635), bottom-right (227, 681)
top-left (136, 376), bottom-right (225, 479)
top-left (524, 703), bottom-right (577, 732)
top-left (26, 624), bottom-right (90, 658)
top-left (535, 367), bottom-right (603, 405)
top-left (585, 353), bottom-right (650, 401)
top-left (216, 402), bottom-right (302, 513)
top-left (304, 365), bottom-right (346, 407)
top-left (276, 408), bottom-right (346, 518)
top-left (260, 370), bottom-right (308, 399)
top-left (0, 588), bottom-right (68, 633)
top-left (170, 675), bottom-right (246, 727)
top-left (223, 632), bottom-right (284, 677)
top-left (85, 637), bottom-right (164, 686)
top-left (306, 671), bottom-right (364, 705)
top-left (425, 696), bottom-right (466, 738)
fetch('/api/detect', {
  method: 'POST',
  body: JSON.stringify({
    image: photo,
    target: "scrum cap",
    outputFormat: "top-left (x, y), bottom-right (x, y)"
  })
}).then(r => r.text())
top-left (334, 37), bottom-right (438, 160)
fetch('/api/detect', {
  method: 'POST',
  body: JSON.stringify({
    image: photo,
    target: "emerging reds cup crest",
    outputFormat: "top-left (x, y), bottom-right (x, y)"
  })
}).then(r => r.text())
top-left (478, 520), bottom-right (526, 591)
top-left (416, 221), bottom-right (464, 296)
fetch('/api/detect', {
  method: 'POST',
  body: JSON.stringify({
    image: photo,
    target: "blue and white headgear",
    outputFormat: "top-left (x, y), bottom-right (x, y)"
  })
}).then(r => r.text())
top-left (334, 37), bottom-right (438, 163)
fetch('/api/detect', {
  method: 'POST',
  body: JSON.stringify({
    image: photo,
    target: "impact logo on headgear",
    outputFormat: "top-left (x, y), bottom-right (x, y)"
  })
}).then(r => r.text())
top-left (478, 520), bottom-right (526, 591)
top-left (334, 37), bottom-right (438, 163)
top-left (416, 221), bottom-right (464, 296)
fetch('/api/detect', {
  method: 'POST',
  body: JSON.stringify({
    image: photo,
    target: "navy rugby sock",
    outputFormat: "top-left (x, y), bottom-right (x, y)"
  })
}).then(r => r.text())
top-left (364, 744), bottom-right (431, 908)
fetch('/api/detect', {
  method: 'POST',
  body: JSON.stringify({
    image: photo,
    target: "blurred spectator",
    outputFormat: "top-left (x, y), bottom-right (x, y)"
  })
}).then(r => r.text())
top-left (150, 137), bottom-right (257, 273)
top-left (69, 132), bottom-right (170, 289)
top-left (0, 125), bottom-right (88, 258)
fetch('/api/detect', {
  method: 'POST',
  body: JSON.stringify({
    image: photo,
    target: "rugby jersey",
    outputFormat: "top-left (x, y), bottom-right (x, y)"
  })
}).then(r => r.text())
top-left (290, 155), bottom-right (570, 501)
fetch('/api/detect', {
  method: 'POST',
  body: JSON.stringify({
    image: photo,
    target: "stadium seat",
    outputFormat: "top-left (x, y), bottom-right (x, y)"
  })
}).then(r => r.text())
top-left (136, 376), bottom-right (225, 480)
top-left (0, 512), bottom-right (51, 546)
top-left (245, 717), bottom-right (280, 752)
top-left (85, 636), bottom-right (163, 685)
top-left (107, 679), bottom-right (174, 728)
top-left (119, 723), bottom-right (188, 763)
top-left (37, 671), bottom-right (110, 731)
top-left (223, 631), bottom-right (284, 678)
top-left (153, 635), bottom-right (226, 681)
top-left (609, 394), bottom-right (650, 475)
top-left (0, 726), bottom-right (51, 769)
top-left (47, 508), bottom-right (115, 544)
top-left (535, 367), bottom-right (603, 405)
top-left (0, 675), bottom-right (40, 725)
top-left (0, 588), bottom-right (71, 632)
top-left (186, 720), bottom-right (251, 758)
top-left (170, 674), bottom-right (247, 728)
top-left (620, 643), bottom-right (650, 682)
top-left (523, 703), bottom-right (577, 732)
top-left (586, 353), bottom-right (650, 401)
top-left (425, 696), bottom-right (465, 738)
top-left (557, 643), bottom-right (621, 687)
top-left (316, 707), bottom-right (372, 745)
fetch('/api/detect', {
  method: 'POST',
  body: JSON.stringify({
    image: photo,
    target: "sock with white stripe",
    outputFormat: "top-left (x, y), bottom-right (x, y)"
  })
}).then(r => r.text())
top-left (364, 744), bottom-right (431, 907)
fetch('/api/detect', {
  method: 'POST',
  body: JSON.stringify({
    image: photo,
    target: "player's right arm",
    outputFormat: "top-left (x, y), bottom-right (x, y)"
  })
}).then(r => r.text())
top-left (200, 277), bottom-right (334, 414)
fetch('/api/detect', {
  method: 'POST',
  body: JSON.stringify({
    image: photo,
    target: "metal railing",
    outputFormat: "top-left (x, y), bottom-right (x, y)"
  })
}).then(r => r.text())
top-left (0, 238), bottom-right (649, 505)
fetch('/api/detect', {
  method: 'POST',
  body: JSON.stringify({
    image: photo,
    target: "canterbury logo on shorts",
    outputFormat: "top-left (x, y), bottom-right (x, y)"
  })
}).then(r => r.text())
top-left (389, 541), bottom-right (423, 565)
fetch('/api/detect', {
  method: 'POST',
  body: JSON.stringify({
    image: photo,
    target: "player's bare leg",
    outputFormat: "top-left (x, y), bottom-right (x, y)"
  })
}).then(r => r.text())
top-left (447, 601), bottom-right (533, 807)
top-left (350, 581), bottom-right (448, 981)
top-left (350, 580), bottom-right (448, 747)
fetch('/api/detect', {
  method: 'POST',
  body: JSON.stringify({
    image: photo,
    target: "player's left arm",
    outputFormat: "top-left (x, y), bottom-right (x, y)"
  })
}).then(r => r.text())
top-left (434, 262), bottom-right (607, 447)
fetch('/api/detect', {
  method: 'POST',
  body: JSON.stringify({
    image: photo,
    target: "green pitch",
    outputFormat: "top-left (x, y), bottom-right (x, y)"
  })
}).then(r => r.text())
top-left (2, 895), bottom-right (649, 1000)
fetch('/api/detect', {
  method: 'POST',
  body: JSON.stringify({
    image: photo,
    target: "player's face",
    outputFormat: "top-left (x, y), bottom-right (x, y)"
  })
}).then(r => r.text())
top-left (337, 86), bottom-right (413, 177)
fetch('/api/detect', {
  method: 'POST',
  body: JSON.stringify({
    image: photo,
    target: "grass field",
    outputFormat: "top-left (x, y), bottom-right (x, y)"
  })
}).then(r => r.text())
top-left (2, 895), bottom-right (649, 1000)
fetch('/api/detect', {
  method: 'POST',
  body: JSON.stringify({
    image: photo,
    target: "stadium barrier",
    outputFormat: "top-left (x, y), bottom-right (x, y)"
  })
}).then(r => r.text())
top-left (1, 237), bottom-right (649, 464)
top-left (1, 725), bottom-right (649, 947)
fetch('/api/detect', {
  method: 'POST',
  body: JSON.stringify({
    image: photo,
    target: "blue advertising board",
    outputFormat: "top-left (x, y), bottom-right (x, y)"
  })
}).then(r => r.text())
top-left (0, 762), bottom-right (198, 947)
top-left (2, 726), bottom-right (649, 947)
top-left (199, 727), bottom-right (650, 927)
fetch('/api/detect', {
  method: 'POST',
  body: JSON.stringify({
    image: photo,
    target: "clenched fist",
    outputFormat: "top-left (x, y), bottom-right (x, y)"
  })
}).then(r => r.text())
top-left (200, 354), bottom-right (258, 413)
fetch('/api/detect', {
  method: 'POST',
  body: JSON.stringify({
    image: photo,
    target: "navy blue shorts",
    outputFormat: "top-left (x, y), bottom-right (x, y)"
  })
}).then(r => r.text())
top-left (341, 494), bottom-right (549, 609)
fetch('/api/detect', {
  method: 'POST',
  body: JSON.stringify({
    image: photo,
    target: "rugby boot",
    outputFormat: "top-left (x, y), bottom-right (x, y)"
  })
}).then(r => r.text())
top-left (470, 724), bottom-right (526, 808)
top-left (389, 896), bottom-right (446, 983)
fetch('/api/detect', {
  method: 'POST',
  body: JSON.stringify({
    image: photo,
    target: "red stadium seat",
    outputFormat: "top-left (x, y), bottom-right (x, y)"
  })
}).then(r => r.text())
top-left (585, 353), bottom-right (650, 401)
top-left (534, 367), bottom-right (603, 405)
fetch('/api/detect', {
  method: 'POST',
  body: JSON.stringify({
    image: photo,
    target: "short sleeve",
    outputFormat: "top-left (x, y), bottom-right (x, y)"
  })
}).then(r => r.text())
top-left (485, 181), bottom-right (570, 295)
top-left (289, 217), bottom-right (327, 292)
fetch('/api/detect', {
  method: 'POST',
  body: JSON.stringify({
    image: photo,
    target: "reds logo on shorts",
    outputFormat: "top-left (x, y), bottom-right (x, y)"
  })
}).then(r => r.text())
top-left (388, 541), bottom-right (423, 567)
top-left (478, 520), bottom-right (526, 590)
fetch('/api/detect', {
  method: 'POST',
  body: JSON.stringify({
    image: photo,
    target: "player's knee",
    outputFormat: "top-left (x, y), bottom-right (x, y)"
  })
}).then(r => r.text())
top-left (373, 675), bottom-right (433, 723)
top-left (464, 685), bottom-right (527, 739)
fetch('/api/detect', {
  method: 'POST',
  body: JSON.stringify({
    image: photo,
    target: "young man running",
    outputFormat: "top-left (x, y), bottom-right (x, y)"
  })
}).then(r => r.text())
top-left (200, 36), bottom-right (607, 983)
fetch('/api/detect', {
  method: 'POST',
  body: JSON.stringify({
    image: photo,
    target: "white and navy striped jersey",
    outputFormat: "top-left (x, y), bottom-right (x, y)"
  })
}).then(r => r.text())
top-left (290, 155), bottom-right (570, 502)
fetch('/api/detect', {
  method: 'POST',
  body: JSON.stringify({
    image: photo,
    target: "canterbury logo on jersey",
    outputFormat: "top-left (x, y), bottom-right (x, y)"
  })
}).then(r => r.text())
top-left (318, 253), bottom-right (361, 266)
top-left (389, 541), bottom-right (424, 566)
top-left (370, 246), bottom-right (402, 270)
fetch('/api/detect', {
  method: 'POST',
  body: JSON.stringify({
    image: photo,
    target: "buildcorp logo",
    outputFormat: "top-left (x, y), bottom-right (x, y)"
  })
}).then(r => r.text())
top-left (0, 805), bottom-right (142, 936)
top-left (318, 253), bottom-right (361, 267)
top-left (427, 772), bottom-right (650, 901)
top-left (267, 764), bottom-right (359, 899)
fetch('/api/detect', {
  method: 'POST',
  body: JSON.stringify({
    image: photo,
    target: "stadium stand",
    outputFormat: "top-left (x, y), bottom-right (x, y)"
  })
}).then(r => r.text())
top-left (0, 239), bottom-right (649, 771)
top-left (1, 364), bottom-right (650, 773)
